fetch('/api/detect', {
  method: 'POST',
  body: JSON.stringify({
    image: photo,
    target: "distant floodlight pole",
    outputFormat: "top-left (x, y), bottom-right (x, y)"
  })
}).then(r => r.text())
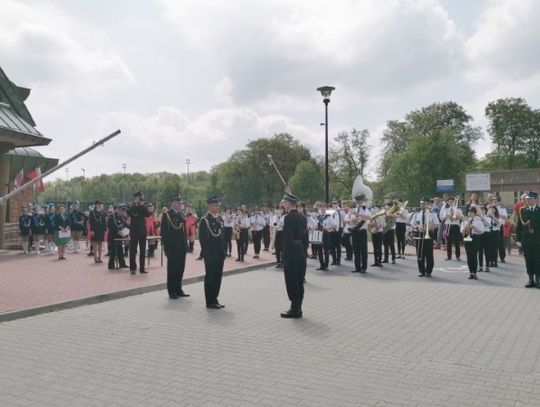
top-left (81, 168), bottom-right (85, 181)
top-left (186, 159), bottom-right (191, 204)
top-left (65, 167), bottom-right (69, 182)
top-left (317, 85), bottom-right (335, 204)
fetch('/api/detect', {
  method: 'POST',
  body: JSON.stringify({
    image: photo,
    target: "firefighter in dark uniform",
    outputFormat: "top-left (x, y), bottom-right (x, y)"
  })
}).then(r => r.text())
top-left (280, 192), bottom-right (307, 319)
top-left (161, 195), bottom-right (190, 299)
top-left (199, 195), bottom-right (226, 309)
top-left (516, 191), bottom-right (540, 288)
top-left (127, 191), bottom-right (150, 274)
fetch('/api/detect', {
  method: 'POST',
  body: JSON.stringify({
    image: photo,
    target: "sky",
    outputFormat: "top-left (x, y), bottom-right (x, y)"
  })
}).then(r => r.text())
top-left (2, 0), bottom-right (540, 181)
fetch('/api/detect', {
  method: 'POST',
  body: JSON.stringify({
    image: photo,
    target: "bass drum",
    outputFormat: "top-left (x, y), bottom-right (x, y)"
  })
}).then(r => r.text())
top-left (309, 230), bottom-right (323, 245)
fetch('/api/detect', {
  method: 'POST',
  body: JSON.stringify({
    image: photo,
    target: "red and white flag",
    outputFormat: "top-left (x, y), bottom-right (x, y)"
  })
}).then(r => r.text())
top-left (13, 169), bottom-right (24, 188)
top-left (25, 167), bottom-right (45, 192)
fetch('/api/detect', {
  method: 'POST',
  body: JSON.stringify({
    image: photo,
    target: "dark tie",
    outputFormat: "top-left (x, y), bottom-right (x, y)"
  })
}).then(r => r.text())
top-left (422, 212), bottom-right (425, 226)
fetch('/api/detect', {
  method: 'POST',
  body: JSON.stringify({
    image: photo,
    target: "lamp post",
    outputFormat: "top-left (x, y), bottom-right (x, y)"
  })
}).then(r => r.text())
top-left (65, 167), bottom-right (69, 182)
top-left (316, 86), bottom-right (335, 204)
top-left (81, 168), bottom-right (85, 181)
top-left (186, 159), bottom-right (191, 204)
top-left (121, 163), bottom-right (126, 202)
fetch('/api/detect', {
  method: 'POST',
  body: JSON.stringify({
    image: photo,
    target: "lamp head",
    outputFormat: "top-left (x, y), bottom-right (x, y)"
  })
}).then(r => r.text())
top-left (316, 86), bottom-right (335, 99)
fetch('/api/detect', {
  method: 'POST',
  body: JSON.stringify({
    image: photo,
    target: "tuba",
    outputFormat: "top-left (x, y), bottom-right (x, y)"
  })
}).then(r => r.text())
top-left (383, 200), bottom-right (408, 234)
top-left (351, 175), bottom-right (373, 206)
top-left (368, 209), bottom-right (386, 234)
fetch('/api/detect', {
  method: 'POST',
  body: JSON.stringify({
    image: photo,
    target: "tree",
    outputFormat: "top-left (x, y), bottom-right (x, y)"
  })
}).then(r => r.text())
top-left (329, 128), bottom-right (370, 198)
top-left (383, 129), bottom-right (475, 203)
top-left (485, 98), bottom-right (540, 169)
top-left (379, 101), bottom-right (480, 179)
top-left (289, 160), bottom-right (324, 204)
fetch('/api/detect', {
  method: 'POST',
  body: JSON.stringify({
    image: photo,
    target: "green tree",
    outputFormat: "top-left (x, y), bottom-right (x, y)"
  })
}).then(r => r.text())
top-left (485, 97), bottom-right (540, 169)
top-left (329, 128), bottom-right (370, 198)
top-left (383, 129), bottom-right (475, 203)
top-left (289, 160), bottom-right (324, 204)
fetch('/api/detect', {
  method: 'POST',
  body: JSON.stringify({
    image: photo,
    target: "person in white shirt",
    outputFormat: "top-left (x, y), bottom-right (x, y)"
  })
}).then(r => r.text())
top-left (271, 205), bottom-right (286, 268)
top-left (395, 199), bottom-right (408, 259)
top-left (440, 196), bottom-right (464, 261)
top-left (234, 207), bottom-right (250, 262)
top-left (316, 204), bottom-right (336, 271)
top-left (221, 207), bottom-right (234, 257)
top-left (461, 206), bottom-right (485, 280)
top-left (330, 199), bottom-right (344, 265)
top-left (250, 208), bottom-right (266, 258)
top-left (409, 197), bottom-right (440, 277)
top-left (350, 194), bottom-right (371, 273)
top-left (341, 201), bottom-right (353, 261)
top-left (478, 206), bottom-right (492, 273)
top-left (262, 205), bottom-right (272, 252)
top-left (490, 196), bottom-right (508, 264)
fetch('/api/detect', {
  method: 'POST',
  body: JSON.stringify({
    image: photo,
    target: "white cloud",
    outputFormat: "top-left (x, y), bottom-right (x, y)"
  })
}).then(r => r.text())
top-left (466, 0), bottom-right (540, 82)
top-left (0, 0), bottom-right (134, 103)
top-left (162, 0), bottom-right (464, 105)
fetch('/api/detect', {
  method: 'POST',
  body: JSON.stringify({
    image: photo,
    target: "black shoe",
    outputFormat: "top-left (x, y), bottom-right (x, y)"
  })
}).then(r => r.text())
top-left (140, 270), bottom-right (148, 274)
top-left (351, 270), bottom-right (360, 273)
top-left (456, 257), bottom-right (461, 261)
top-left (316, 266), bottom-right (325, 270)
top-left (169, 294), bottom-right (179, 299)
top-left (206, 303), bottom-right (222, 309)
top-left (370, 263), bottom-right (378, 267)
top-left (280, 308), bottom-right (302, 318)
top-left (418, 273), bottom-right (426, 277)
top-left (391, 260), bottom-right (396, 264)
top-left (360, 269), bottom-right (367, 274)
top-left (484, 268), bottom-right (490, 273)
top-left (178, 291), bottom-right (190, 297)
top-left (335, 262), bottom-right (341, 266)
top-left (215, 301), bottom-right (225, 308)
top-left (108, 266), bottom-right (115, 270)
top-left (120, 265), bottom-right (129, 269)
top-left (381, 260), bottom-right (388, 264)
top-left (330, 262), bottom-right (337, 265)
top-left (468, 274), bottom-right (474, 280)
top-left (525, 281), bottom-right (536, 288)
top-left (444, 258), bottom-right (451, 261)
top-left (426, 273), bottom-right (432, 277)
top-left (500, 259), bottom-right (506, 263)
top-left (130, 271), bottom-right (136, 275)
top-left (263, 248), bottom-right (269, 251)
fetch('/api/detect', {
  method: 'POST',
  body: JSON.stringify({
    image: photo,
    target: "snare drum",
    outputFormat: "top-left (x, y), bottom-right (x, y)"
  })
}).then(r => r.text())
top-left (309, 230), bottom-right (323, 245)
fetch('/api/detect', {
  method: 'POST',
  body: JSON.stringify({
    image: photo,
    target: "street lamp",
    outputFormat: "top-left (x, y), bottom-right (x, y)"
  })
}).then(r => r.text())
top-left (316, 85), bottom-right (335, 204)
top-left (186, 159), bottom-right (191, 204)
top-left (65, 167), bottom-right (69, 182)
top-left (81, 168), bottom-right (85, 181)
top-left (122, 163), bottom-right (126, 175)
top-left (121, 163), bottom-right (126, 202)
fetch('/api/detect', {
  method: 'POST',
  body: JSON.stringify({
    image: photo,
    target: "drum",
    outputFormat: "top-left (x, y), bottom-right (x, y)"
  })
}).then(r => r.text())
top-left (119, 227), bottom-right (130, 237)
top-left (309, 230), bottom-right (323, 245)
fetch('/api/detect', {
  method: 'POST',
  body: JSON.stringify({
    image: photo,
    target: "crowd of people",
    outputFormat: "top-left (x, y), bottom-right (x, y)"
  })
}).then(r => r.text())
top-left (17, 189), bottom-right (539, 317)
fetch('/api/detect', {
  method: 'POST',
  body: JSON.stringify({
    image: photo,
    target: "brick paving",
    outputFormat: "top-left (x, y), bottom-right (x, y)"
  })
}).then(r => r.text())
top-left (0, 241), bottom-right (274, 315)
top-left (1, 249), bottom-right (538, 406)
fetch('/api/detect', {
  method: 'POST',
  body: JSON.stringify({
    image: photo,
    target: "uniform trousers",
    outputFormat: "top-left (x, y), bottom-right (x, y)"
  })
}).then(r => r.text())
top-left (416, 237), bottom-right (434, 275)
top-left (497, 228), bottom-right (506, 262)
top-left (372, 232), bottom-right (383, 265)
top-left (283, 242), bottom-right (306, 305)
top-left (383, 230), bottom-right (396, 262)
top-left (341, 232), bottom-right (353, 260)
top-left (395, 222), bottom-right (406, 255)
top-left (129, 234), bottom-right (147, 271)
top-left (167, 252), bottom-right (186, 296)
top-left (446, 224), bottom-right (461, 259)
top-left (478, 233), bottom-right (490, 268)
top-left (487, 230), bottom-right (499, 266)
top-left (108, 240), bottom-right (127, 268)
top-left (263, 224), bottom-right (271, 250)
top-left (464, 235), bottom-right (480, 274)
top-left (224, 227), bottom-right (233, 255)
top-left (317, 232), bottom-right (331, 268)
top-left (523, 239), bottom-right (540, 277)
top-left (204, 257), bottom-right (225, 305)
top-left (352, 229), bottom-right (368, 272)
top-left (274, 230), bottom-right (283, 264)
top-left (252, 230), bottom-right (263, 254)
top-left (330, 231), bottom-right (341, 263)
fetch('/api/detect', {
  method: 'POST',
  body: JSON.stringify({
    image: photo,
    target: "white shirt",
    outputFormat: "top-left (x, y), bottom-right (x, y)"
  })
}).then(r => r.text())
top-left (395, 208), bottom-right (408, 224)
top-left (307, 213), bottom-right (319, 231)
top-left (332, 208), bottom-right (344, 229)
top-left (250, 213), bottom-right (266, 231)
top-left (320, 213), bottom-right (337, 232)
top-left (235, 214), bottom-right (251, 229)
top-left (410, 210), bottom-right (440, 231)
top-left (352, 205), bottom-right (371, 230)
top-left (271, 213), bottom-right (285, 231)
top-left (440, 205), bottom-right (463, 226)
top-left (221, 212), bottom-right (234, 228)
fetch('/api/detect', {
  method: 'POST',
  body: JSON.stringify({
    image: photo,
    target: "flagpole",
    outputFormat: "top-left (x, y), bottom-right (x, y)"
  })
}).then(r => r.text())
top-left (0, 129), bottom-right (121, 206)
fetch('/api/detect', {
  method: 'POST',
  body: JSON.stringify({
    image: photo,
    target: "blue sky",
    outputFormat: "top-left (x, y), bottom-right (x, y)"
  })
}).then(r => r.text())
top-left (1, 0), bottom-right (539, 180)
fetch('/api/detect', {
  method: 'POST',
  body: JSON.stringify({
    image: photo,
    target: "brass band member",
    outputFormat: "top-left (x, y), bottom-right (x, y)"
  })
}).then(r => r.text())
top-left (487, 204), bottom-right (501, 268)
top-left (369, 205), bottom-right (385, 267)
top-left (382, 202), bottom-right (397, 264)
top-left (316, 203), bottom-right (336, 271)
top-left (272, 205), bottom-right (285, 268)
top-left (461, 206), bottom-right (485, 280)
top-left (341, 201), bottom-right (354, 261)
top-left (410, 197), bottom-right (440, 277)
top-left (221, 207), bottom-right (234, 257)
top-left (127, 192), bottom-right (150, 274)
top-left (395, 199), bottom-right (408, 259)
top-left (107, 204), bottom-right (129, 270)
top-left (440, 196), bottom-right (464, 261)
top-left (234, 207), bottom-right (250, 262)
top-left (330, 199), bottom-right (344, 266)
top-left (478, 206), bottom-right (491, 273)
top-left (351, 194), bottom-right (371, 273)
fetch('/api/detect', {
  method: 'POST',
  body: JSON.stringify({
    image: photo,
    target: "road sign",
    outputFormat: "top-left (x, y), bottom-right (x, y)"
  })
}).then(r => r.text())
top-left (466, 173), bottom-right (491, 191)
top-left (436, 179), bottom-right (454, 192)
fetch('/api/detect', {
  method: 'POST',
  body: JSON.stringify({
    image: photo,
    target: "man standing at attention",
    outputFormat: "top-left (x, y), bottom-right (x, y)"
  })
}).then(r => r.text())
top-left (199, 195), bottom-right (226, 309)
top-left (280, 192), bottom-right (307, 319)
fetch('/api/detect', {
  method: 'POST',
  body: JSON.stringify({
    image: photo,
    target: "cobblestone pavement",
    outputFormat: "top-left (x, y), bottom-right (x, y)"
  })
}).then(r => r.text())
top-left (1, 253), bottom-right (539, 406)
top-left (0, 241), bottom-right (274, 316)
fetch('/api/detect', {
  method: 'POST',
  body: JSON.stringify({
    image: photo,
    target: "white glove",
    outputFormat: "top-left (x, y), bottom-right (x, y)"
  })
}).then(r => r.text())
top-left (517, 241), bottom-right (522, 248)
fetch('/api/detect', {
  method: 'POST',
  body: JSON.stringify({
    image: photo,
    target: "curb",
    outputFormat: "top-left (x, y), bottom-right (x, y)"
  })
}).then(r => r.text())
top-left (0, 261), bottom-right (274, 323)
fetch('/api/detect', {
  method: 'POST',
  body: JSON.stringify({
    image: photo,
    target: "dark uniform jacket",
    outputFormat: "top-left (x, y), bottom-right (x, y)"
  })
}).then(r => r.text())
top-left (53, 213), bottom-right (71, 231)
top-left (127, 204), bottom-right (150, 236)
top-left (199, 213), bottom-right (226, 260)
top-left (31, 214), bottom-right (46, 235)
top-left (70, 210), bottom-right (86, 232)
top-left (517, 206), bottom-right (540, 246)
top-left (161, 209), bottom-right (188, 256)
top-left (19, 214), bottom-right (32, 236)
top-left (107, 213), bottom-right (128, 243)
top-left (89, 210), bottom-right (107, 241)
top-left (283, 209), bottom-right (307, 259)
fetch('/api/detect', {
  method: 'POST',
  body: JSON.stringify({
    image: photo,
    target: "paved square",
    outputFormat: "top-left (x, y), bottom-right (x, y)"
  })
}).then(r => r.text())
top-left (1, 255), bottom-right (540, 406)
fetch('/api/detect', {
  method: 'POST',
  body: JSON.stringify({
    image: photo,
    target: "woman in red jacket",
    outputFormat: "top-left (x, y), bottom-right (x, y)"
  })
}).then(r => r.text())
top-left (185, 205), bottom-right (198, 253)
